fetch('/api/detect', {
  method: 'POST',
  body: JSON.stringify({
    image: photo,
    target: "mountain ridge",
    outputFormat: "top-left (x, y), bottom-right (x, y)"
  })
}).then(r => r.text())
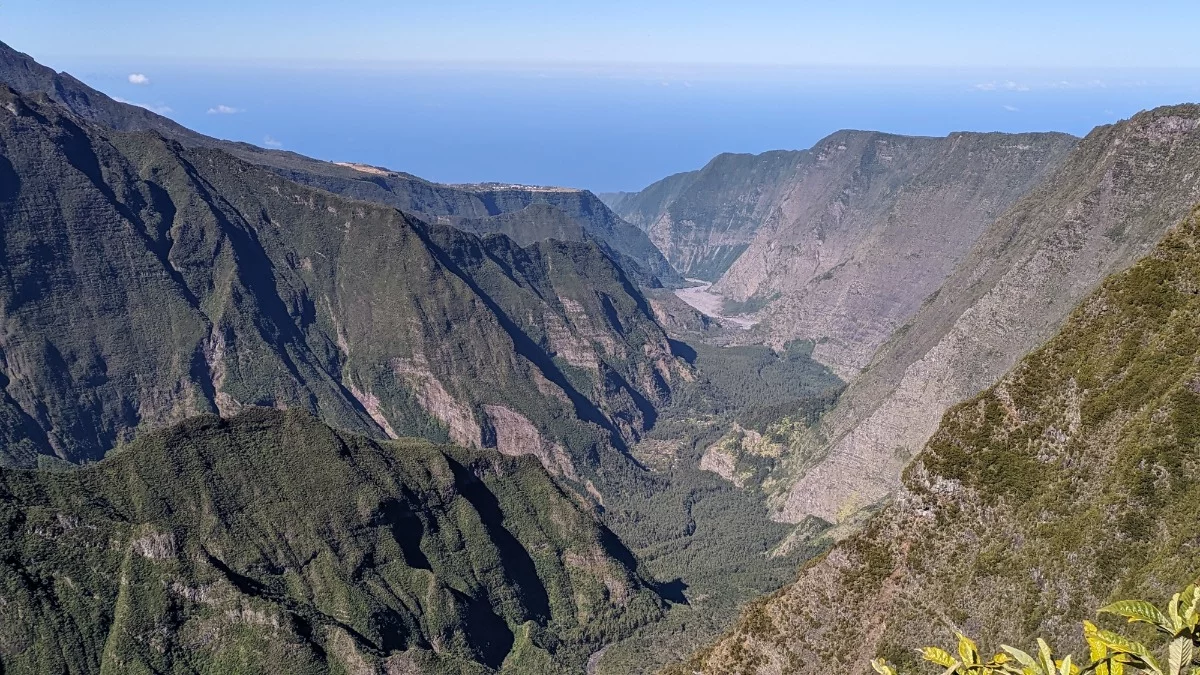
top-left (0, 84), bottom-right (685, 482)
top-left (0, 40), bottom-right (679, 287)
top-left (772, 103), bottom-right (1200, 526)
top-left (604, 128), bottom-right (1078, 378)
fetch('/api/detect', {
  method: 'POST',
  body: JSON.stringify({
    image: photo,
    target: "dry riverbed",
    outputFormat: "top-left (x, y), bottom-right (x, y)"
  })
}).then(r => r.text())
top-left (674, 279), bottom-right (759, 329)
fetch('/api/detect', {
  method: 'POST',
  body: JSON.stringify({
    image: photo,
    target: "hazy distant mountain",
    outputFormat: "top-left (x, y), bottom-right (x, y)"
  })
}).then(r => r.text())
top-left (0, 40), bottom-right (679, 287)
top-left (0, 85), bottom-right (686, 476)
top-left (271, 161), bottom-right (682, 286)
top-left (600, 151), bottom-right (809, 281)
top-left (607, 131), bottom-right (1078, 377)
top-left (668, 204), bottom-right (1200, 675)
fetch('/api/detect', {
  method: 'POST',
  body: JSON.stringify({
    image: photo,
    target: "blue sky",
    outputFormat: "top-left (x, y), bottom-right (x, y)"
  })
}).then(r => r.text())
top-left (6, 1), bottom-right (1200, 67)
top-left (5, 2), bottom-right (1200, 192)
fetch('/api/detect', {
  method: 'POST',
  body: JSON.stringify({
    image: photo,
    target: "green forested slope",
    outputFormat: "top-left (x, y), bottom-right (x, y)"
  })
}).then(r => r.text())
top-left (0, 409), bottom-right (665, 674)
top-left (669, 209), bottom-right (1200, 673)
top-left (0, 86), bottom-right (685, 478)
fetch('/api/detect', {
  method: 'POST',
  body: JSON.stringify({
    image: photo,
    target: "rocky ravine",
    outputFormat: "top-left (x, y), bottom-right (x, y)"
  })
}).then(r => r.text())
top-left (674, 280), bottom-right (759, 330)
top-left (774, 105), bottom-right (1200, 525)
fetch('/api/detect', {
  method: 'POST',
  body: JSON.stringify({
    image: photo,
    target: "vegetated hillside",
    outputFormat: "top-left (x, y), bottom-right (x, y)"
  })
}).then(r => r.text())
top-left (587, 341), bottom-right (845, 675)
top-left (0, 408), bottom-right (666, 674)
top-left (775, 104), bottom-right (1200, 528)
top-left (665, 207), bottom-right (1200, 675)
top-left (271, 164), bottom-right (683, 287)
top-left (0, 40), bottom-right (679, 287)
top-left (0, 86), bottom-right (686, 481)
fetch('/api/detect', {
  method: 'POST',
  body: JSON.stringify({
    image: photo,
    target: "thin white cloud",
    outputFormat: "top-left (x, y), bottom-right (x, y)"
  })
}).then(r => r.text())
top-left (1047, 79), bottom-right (1108, 89)
top-left (112, 96), bottom-right (172, 115)
top-left (975, 79), bottom-right (1113, 93)
top-left (128, 73), bottom-right (150, 85)
top-left (263, 135), bottom-right (283, 149)
top-left (1003, 104), bottom-right (1020, 112)
top-left (974, 80), bottom-right (1030, 92)
top-left (207, 105), bottom-right (244, 115)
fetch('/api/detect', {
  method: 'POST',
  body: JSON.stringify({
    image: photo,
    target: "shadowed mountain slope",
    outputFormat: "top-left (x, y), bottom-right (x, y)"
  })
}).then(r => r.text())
top-left (0, 86), bottom-right (685, 478)
top-left (0, 408), bottom-right (665, 674)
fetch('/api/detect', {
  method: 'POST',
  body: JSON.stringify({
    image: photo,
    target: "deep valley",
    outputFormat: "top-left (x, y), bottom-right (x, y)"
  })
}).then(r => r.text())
top-left (2, 30), bottom-right (1200, 675)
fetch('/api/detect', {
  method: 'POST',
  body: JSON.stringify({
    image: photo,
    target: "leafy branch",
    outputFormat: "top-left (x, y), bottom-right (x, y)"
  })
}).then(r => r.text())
top-left (873, 584), bottom-right (1200, 675)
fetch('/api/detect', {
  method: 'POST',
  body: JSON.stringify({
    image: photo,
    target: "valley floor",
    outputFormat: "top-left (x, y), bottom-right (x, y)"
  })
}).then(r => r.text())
top-left (674, 280), bottom-right (759, 330)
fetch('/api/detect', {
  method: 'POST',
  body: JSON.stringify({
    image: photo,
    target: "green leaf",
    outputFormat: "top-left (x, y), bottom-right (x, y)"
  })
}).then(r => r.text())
top-left (872, 658), bottom-right (899, 675)
top-left (1038, 639), bottom-right (1057, 674)
top-left (1003, 645), bottom-right (1041, 674)
top-left (1181, 586), bottom-right (1200, 631)
top-left (923, 647), bottom-right (960, 669)
top-left (959, 634), bottom-right (982, 666)
top-left (1100, 600), bottom-right (1174, 634)
top-left (1168, 636), bottom-right (1193, 675)
top-left (1170, 593), bottom-right (1185, 633)
top-left (1093, 629), bottom-right (1163, 675)
top-left (1083, 622), bottom-right (1115, 675)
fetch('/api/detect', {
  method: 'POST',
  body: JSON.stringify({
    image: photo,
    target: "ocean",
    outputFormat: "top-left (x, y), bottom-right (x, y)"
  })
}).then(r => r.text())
top-left (43, 57), bottom-right (1200, 193)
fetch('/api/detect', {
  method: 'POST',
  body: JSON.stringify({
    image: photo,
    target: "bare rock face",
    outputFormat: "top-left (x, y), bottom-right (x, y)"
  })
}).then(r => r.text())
top-left (774, 105), bottom-right (1200, 525)
top-left (484, 404), bottom-right (578, 479)
top-left (714, 130), bottom-right (1078, 378)
top-left (607, 130), bottom-right (1076, 380)
top-left (391, 355), bottom-right (484, 448)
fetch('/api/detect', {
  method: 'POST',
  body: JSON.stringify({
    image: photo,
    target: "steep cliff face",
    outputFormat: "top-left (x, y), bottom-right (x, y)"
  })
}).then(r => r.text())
top-left (0, 40), bottom-right (678, 287)
top-left (606, 130), bottom-right (1076, 377)
top-left (774, 105), bottom-right (1200, 526)
top-left (601, 151), bottom-right (810, 281)
top-left (714, 130), bottom-right (1077, 377)
top-left (0, 409), bottom-right (665, 674)
top-left (667, 208), bottom-right (1200, 675)
top-left (269, 164), bottom-right (682, 286)
top-left (0, 87), bottom-right (685, 477)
